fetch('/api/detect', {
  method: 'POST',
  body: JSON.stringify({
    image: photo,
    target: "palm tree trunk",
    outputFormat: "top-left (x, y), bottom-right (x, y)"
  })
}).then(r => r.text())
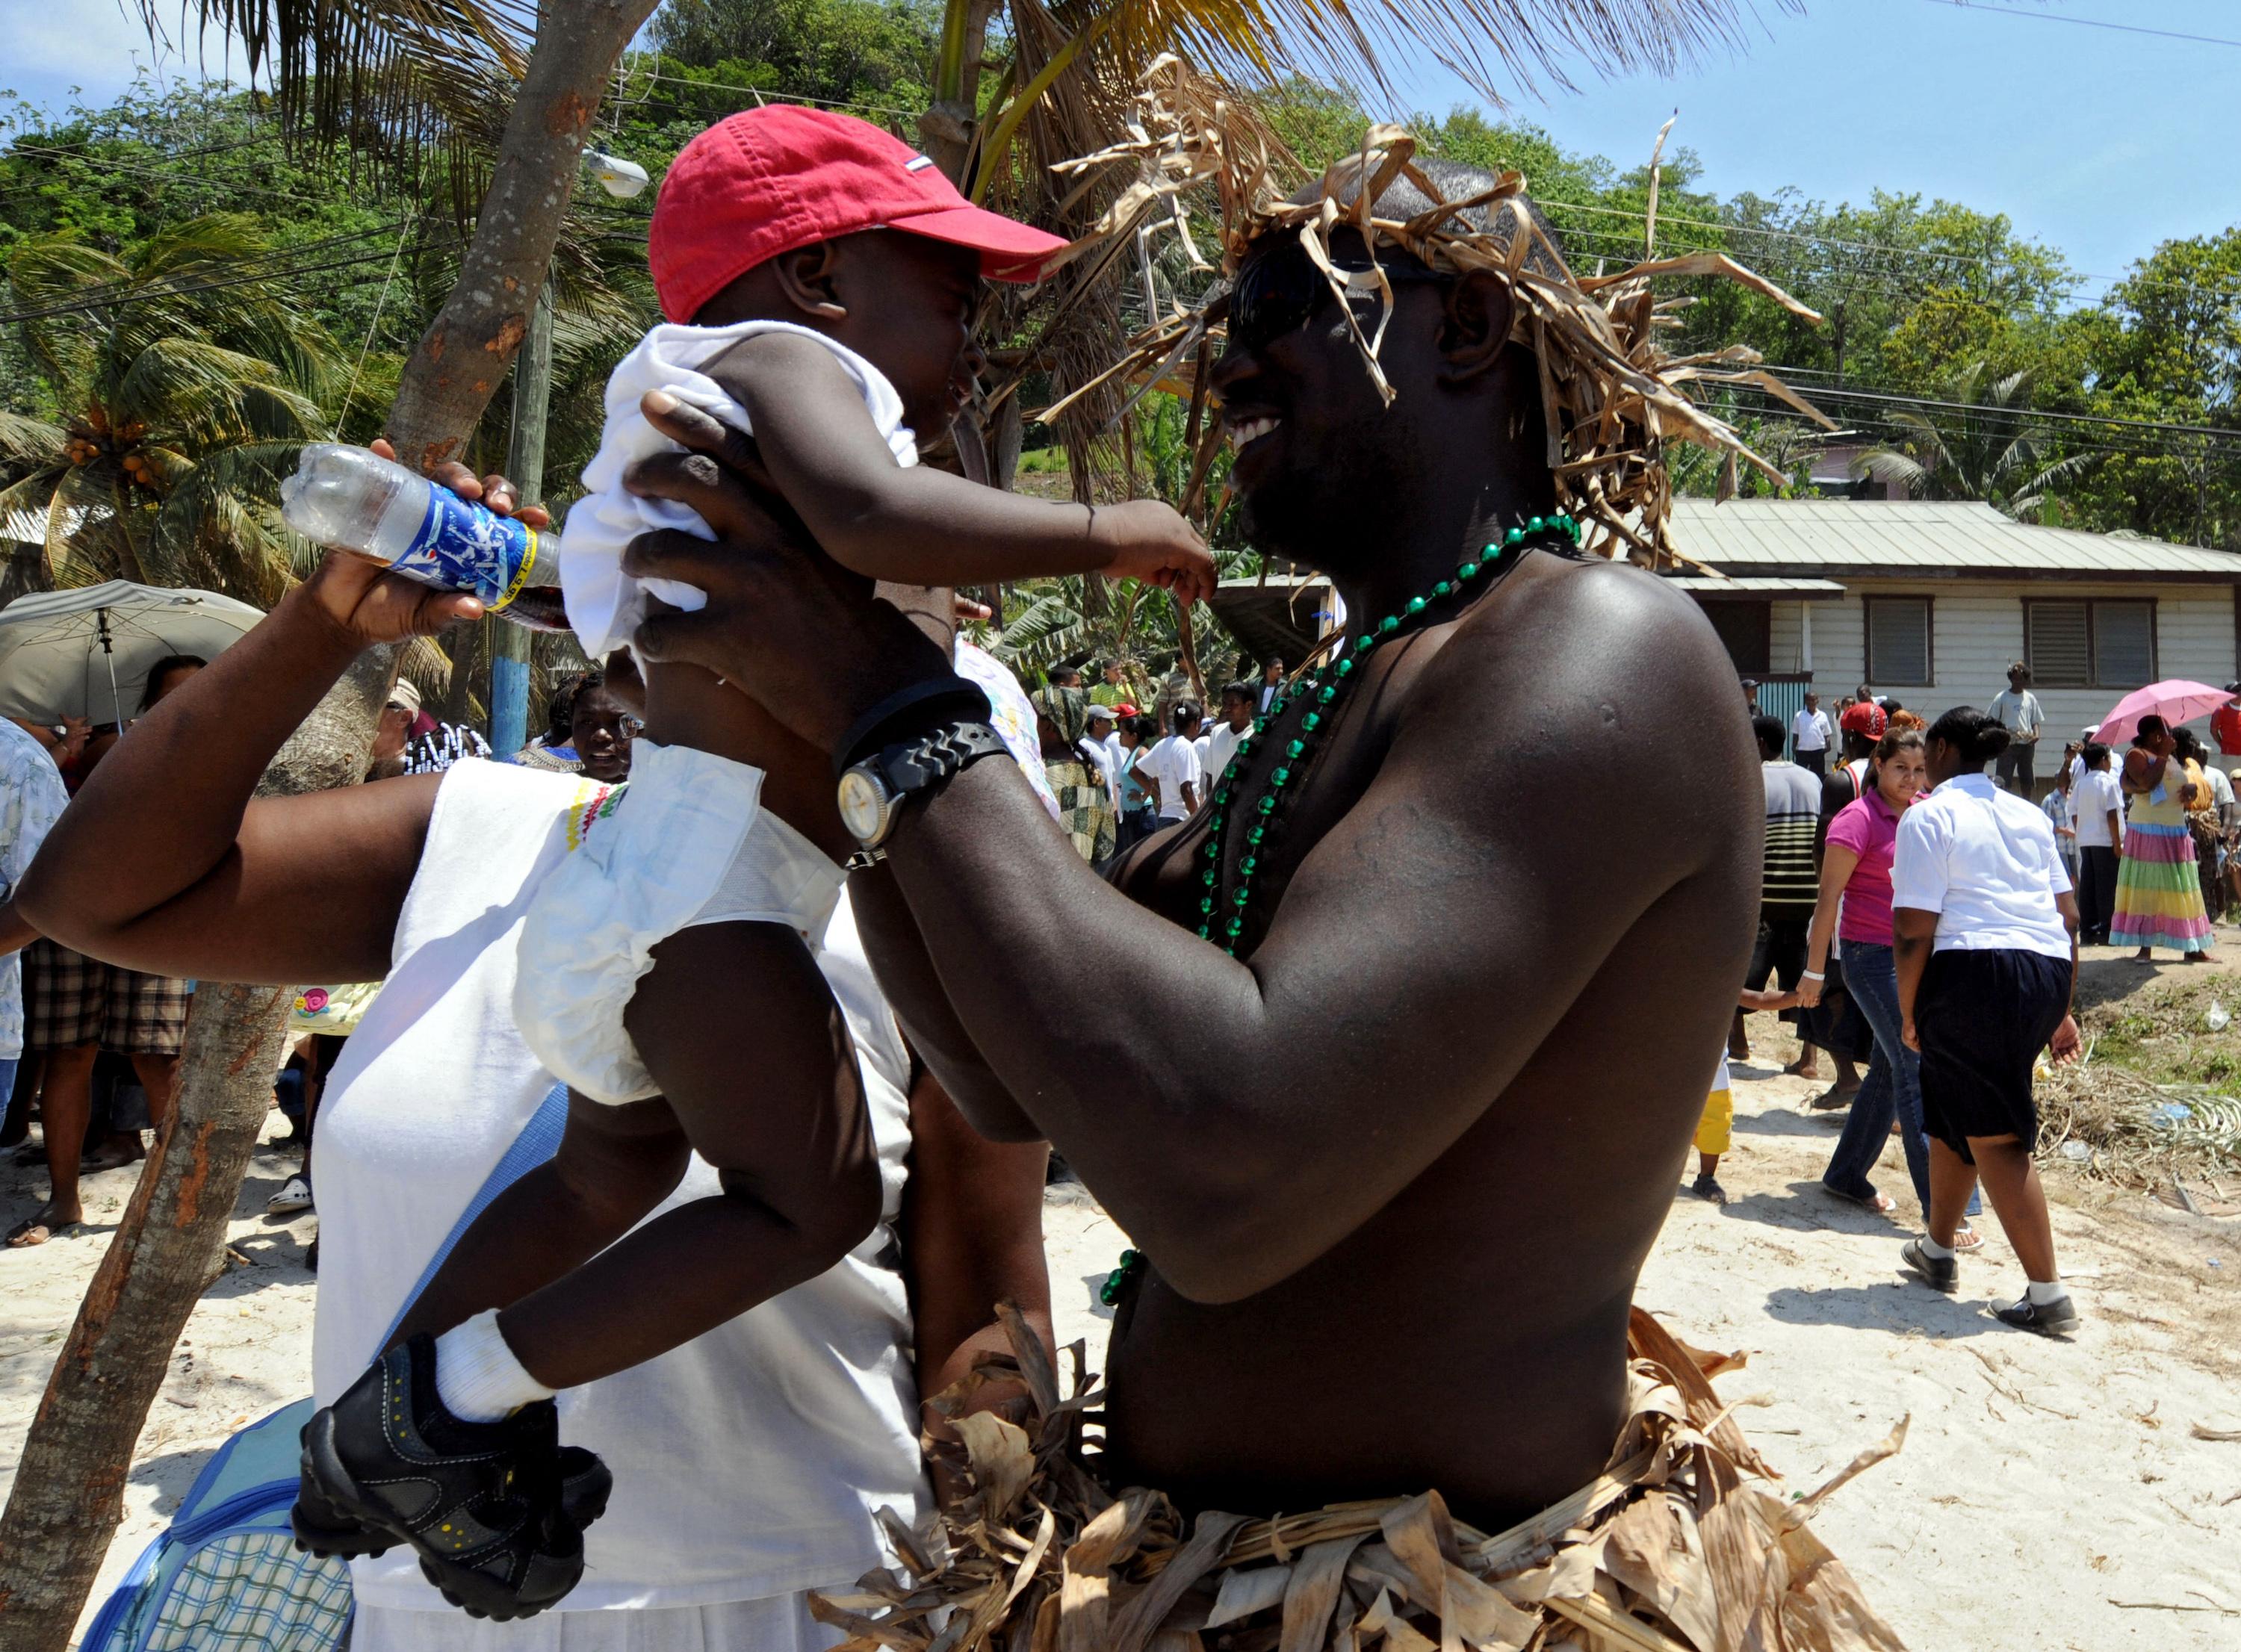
top-left (921, 0), bottom-right (1002, 183)
top-left (382, 0), bottom-right (662, 472)
top-left (0, 10), bottom-right (654, 1645)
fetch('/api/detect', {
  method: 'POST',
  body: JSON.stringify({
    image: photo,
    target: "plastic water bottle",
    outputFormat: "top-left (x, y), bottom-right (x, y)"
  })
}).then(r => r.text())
top-left (281, 444), bottom-right (556, 609)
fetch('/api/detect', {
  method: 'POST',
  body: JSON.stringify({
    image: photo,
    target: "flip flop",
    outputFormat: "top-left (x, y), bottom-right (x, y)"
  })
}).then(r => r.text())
top-left (1952, 1224), bottom-right (1986, 1253)
top-left (5, 1217), bottom-right (78, 1247)
top-left (1823, 1185), bottom-right (1896, 1214)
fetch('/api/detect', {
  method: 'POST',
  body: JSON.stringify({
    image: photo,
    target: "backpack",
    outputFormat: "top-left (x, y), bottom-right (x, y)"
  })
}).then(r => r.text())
top-left (80, 1082), bottom-right (569, 1652)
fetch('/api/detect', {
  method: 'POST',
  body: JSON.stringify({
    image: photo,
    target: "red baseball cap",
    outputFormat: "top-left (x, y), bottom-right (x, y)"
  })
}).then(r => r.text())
top-left (648, 105), bottom-right (1070, 322)
top-left (1839, 701), bottom-right (1887, 739)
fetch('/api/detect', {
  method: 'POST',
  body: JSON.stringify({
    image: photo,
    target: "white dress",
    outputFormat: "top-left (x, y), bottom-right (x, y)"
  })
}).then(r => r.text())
top-left (311, 760), bottom-right (927, 1649)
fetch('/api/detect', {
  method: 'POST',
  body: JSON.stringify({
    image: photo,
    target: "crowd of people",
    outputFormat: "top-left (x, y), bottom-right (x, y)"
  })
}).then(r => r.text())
top-left (1720, 659), bottom-right (2241, 1338)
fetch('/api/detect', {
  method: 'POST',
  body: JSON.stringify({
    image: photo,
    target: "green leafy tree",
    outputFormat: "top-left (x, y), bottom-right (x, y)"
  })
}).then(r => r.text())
top-left (0, 214), bottom-right (337, 603)
top-left (1856, 361), bottom-right (2085, 518)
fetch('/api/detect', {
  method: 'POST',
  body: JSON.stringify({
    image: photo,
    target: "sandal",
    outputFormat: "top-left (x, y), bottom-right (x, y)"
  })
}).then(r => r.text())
top-left (1823, 1184), bottom-right (1896, 1214)
top-left (1808, 1084), bottom-right (1859, 1113)
top-left (1952, 1224), bottom-right (1985, 1253)
top-left (6, 1215), bottom-right (79, 1247)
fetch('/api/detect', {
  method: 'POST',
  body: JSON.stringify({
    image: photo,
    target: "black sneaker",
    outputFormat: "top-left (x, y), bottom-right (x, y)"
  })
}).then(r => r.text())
top-left (1994, 1294), bottom-right (2081, 1336)
top-left (1690, 1173), bottom-right (1729, 1205)
top-left (300, 1335), bottom-right (592, 1619)
top-left (293, 1441), bottom-right (612, 1561)
top-left (1900, 1238), bottom-right (1959, 1294)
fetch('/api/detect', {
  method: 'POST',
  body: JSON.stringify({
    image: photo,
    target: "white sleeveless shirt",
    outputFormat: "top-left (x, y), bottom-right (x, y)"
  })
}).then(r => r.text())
top-left (311, 758), bottom-right (928, 1612)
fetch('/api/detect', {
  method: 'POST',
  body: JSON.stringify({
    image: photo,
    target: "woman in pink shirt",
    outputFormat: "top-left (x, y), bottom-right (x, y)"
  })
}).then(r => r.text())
top-left (1798, 729), bottom-right (1980, 1238)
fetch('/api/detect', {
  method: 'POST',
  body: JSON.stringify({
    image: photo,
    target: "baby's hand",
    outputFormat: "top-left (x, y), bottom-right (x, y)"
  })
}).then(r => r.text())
top-left (1091, 500), bottom-right (1216, 606)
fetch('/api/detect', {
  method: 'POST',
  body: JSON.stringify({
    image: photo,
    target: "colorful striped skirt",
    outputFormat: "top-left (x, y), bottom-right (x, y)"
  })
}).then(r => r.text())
top-left (2110, 818), bottom-right (2212, 951)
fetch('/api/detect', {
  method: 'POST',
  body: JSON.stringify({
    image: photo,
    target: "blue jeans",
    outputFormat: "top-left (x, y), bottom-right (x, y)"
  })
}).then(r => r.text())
top-left (1822, 942), bottom-right (1978, 1218)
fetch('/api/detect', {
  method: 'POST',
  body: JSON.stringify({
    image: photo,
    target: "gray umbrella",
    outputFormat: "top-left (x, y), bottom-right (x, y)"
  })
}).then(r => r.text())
top-left (0, 580), bottom-right (264, 726)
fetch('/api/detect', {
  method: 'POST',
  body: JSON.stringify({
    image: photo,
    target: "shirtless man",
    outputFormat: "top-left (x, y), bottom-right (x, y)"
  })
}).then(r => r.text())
top-left (611, 165), bottom-right (1761, 1529)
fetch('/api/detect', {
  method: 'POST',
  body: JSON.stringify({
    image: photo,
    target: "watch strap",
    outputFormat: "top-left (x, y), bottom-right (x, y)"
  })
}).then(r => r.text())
top-left (871, 719), bottom-right (1011, 797)
top-left (834, 677), bottom-right (993, 779)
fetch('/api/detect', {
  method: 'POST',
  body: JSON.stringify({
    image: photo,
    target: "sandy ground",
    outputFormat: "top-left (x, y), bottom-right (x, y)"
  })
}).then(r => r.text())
top-left (6, 1021), bottom-right (2240, 1650)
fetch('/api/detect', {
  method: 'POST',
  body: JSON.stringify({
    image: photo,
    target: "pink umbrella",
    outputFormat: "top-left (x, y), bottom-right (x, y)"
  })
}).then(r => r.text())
top-left (2092, 679), bottom-right (2233, 749)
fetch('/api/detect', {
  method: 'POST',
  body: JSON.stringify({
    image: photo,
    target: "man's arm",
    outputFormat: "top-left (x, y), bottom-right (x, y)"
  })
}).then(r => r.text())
top-left (707, 339), bottom-right (1200, 594)
top-left (869, 577), bottom-right (1724, 1304)
top-left (899, 1065), bottom-right (1053, 1504)
top-left (16, 554), bottom-right (472, 984)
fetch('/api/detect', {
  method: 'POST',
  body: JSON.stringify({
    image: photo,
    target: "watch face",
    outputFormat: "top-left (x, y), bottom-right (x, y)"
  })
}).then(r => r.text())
top-left (837, 767), bottom-right (889, 845)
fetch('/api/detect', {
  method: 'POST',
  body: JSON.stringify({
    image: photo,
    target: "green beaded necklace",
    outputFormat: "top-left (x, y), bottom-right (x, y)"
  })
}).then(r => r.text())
top-left (1193, 512), bottom-right (1583, 956)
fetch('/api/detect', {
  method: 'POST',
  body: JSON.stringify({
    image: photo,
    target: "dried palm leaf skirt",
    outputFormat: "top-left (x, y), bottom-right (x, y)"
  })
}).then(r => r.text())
top-left (812, 1306), bottom-right (1908, 1652)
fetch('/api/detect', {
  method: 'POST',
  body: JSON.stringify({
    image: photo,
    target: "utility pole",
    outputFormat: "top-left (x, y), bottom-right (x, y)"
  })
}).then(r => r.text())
top-left (495, 280), bottom-right (554, 756)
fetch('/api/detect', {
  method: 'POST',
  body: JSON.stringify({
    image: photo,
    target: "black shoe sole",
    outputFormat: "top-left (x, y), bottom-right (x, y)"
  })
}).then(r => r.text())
top-left (1900, 1243), bottom-right (1959, 1294)
top-left (303, 1407), bottom-right (582, 1620)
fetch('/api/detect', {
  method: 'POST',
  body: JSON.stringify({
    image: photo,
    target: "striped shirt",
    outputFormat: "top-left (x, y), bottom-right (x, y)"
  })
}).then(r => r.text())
top-left (1761, 760), bottom-right (1822, 919)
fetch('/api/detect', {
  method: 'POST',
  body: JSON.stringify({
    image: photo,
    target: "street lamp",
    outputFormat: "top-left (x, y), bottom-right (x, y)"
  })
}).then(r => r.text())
top-left (584, 148), bottom-right (649, 199)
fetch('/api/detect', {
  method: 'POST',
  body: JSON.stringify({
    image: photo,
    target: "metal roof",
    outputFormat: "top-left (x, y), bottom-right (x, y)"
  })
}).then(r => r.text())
top-left (1669, 499), bottom-right (2241, 583)
top-left (1661, 575), bottom-right (1848, 600)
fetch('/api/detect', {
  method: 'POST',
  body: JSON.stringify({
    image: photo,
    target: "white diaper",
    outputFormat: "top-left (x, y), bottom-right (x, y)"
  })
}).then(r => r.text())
top-left (514, 741), bottom-right (846, 1105)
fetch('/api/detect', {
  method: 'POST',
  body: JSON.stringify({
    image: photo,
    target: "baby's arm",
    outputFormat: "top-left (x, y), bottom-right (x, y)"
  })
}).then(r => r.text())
top-left (703, 333), bottom-right (1214, 603)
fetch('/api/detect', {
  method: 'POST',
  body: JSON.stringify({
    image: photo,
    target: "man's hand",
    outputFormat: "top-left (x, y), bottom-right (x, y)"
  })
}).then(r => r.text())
top-left (1902, 1017), bottom-right (1920, 1053)
top-left (619, 395), bottom-right (952, 754)
top-left (2048, 1013), bottom-right (2083, 1065)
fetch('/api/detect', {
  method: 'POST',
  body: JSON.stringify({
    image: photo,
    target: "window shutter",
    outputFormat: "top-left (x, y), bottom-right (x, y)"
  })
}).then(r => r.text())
top-left (2026, 602), bottom-right (2091, 687)
top-left (1867, 597), bottom-right (1931, 686)
top-left (2094, 602), bottom-right (2155, 688)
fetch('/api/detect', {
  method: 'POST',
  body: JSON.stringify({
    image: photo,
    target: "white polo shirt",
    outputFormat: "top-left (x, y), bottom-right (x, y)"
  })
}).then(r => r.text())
top-left (1891, 773), bottom-right (2073, 960)
top-left (1791, 707), bottom-right (1830, 753)
top-left (2071, 767), bottom-right (2123, 849)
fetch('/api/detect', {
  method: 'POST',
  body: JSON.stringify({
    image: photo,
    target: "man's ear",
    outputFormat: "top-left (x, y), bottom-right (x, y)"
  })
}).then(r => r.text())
top-left (772, 243), bottom-right (848, 323)
top-left (1435, 269), bottom-right (1516, 385)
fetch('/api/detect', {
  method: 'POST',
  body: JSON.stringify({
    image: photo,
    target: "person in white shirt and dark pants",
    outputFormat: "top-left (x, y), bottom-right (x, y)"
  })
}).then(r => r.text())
top-left (1891, 707), bottom-right (2083, 1335)
top-left (1986, 662), bottom-right (2044, 797)
top-left (1791, 692), bottom-right (1831, 777)
top-left (2069, 742), bottom-right (2123, 943)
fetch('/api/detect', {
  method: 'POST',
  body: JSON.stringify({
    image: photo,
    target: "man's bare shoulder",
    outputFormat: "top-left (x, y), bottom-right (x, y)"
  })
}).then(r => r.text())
top-left (1420, 553), bottom-right (1740, 762)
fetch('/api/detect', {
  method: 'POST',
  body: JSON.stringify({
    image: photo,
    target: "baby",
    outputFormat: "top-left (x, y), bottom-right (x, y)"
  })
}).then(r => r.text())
top-left (294, 106), bottom-right (1213, 1620)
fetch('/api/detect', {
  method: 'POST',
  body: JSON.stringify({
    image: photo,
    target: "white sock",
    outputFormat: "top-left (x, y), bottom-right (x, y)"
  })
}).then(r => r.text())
top-left (433, 1310), bottom-right (554, 1423)
top-left (2024, 1279), bottom-right (2070, 1307)
top-left (1917, 1237), bottom-right (1955, 1261)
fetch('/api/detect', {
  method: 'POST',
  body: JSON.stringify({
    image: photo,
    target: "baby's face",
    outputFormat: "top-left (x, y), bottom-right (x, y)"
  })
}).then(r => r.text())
top-left (830, 232), bottom-right (986, 438)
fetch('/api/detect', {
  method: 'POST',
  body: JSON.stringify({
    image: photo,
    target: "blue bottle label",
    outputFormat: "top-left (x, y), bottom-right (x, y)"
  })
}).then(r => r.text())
top-left (388, 482), bottom-right (541, 609)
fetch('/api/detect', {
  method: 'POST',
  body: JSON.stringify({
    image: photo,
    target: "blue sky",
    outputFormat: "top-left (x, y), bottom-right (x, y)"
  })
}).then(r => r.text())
top-left (2, 0), bottom-right (2231, 295)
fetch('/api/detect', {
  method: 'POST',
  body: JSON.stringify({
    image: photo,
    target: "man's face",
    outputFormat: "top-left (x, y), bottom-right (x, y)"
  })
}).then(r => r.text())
top-left (2009, 670), bottom-right (2027, 691)
top-left (1265, 658), bottom-right (1284, 683)
top-left (1104, 662), bottom-right (1124, 685)
top-left (1223, 693), bottom-right (1253, 731)
top-left (1212, 232), bottom-right (1458, 559)
top-left (1088, 714), bottom-right (1115, 743)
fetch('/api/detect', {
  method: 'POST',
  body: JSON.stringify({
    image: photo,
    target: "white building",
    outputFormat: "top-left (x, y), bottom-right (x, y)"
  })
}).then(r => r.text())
top-left (1666, 499), bottom-right (2241, 763)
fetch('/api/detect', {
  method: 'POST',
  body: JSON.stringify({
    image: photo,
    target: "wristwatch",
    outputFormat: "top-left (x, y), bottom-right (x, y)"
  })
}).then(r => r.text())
top-left (837, 719), bottom-right (1011, 854)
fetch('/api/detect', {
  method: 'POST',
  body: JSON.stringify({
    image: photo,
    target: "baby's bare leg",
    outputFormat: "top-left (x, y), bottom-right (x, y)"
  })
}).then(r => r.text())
top-left (494, 919), bottom-right (878, 1390)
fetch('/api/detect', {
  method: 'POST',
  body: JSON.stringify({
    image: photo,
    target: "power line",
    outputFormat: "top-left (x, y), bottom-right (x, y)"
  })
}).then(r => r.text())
top-left (610, 63), bottom-right (923, 122)
top-left (1, 141), bottom-right (361, 212)
top-left (0, 224), bottom-right (454, 326)
top-left (1754, 370), bottom-right (2240, 441)
top-left (1920, 0), bottom-right (2241, 51)
top-left (1534, 194), bottom-right (2241, 308)
top-left (0, 220), bottom-right (418, 319)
